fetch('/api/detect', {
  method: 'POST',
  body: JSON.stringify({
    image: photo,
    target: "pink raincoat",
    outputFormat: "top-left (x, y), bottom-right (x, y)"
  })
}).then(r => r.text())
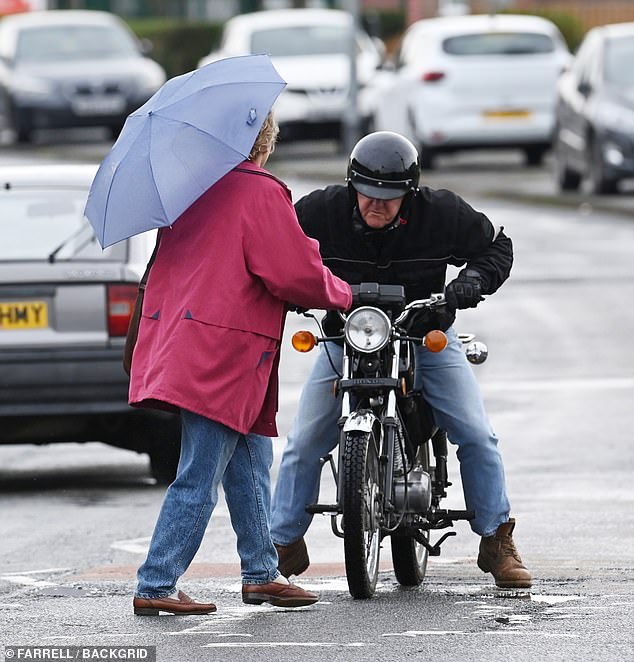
top-left (128, 161), bottom-right (351, 437)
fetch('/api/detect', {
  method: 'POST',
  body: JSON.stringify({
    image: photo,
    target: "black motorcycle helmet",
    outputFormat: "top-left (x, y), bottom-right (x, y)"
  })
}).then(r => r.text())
top-left (346, 131), bottom-right (420, 200)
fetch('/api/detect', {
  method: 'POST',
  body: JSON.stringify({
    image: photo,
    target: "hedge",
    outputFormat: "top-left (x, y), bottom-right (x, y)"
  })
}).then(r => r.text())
top-left (125, 10), bottom-right (406, 79)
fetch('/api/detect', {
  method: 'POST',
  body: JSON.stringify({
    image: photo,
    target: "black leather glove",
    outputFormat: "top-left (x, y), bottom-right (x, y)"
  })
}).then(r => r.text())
top-left (444, 269), bottom-right (484, 310)
top-left (321, 310), bottom-right (344, 337)
top-left (287, 304), bottom-right (308, 314)
top-left (403, 306), bottom-right (456, 338)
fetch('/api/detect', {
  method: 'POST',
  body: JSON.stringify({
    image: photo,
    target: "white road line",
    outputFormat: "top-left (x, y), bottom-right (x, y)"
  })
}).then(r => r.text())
top-left (482, 377), bottom-right (634, 392)
top-left (201, 642), bottom-right (369, 648)
top-left (110, 537), bottom-right (151, 554)
top-left (1, 567), bottom-right (70, 576)
top-left (0, 567), bottom-right (71, 588)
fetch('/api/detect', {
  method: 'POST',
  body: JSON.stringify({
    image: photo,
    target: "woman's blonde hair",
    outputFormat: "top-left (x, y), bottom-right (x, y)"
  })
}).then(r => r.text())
top-left (249, 111), bottom-right (279, 161)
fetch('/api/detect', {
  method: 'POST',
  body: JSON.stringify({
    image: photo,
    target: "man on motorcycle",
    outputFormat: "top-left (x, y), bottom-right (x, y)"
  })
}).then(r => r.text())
top-left (271, 130), bottom-right (532, 589)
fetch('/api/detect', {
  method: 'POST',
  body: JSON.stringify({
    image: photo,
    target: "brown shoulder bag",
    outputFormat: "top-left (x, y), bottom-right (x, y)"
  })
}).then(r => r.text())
top-left (123, 234), bottom-right (160, 376)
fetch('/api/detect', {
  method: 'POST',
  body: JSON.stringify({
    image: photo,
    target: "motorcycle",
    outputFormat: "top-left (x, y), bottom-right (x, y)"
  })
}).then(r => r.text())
top-left (291, 282), bottom-right (489, 599)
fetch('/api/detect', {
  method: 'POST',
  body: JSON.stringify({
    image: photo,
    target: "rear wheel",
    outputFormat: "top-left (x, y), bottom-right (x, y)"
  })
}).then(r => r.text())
top-left (391, 444), bottom-right (430, 586)
top-left (342, 430), bottom-right (382, 599)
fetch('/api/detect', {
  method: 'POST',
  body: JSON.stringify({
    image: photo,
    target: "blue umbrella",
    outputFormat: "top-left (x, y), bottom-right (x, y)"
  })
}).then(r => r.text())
top-left (84, 54), bottom-right (286, 248)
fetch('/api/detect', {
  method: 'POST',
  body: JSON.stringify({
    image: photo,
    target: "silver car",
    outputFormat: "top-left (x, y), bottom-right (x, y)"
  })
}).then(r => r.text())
top-left (0, 164), bottom-right (180, 483)
top-left (0, 10), bottom-right (166, 143)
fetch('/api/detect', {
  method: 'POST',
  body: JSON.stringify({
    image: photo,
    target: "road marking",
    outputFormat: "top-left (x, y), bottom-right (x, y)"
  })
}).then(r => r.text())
top-left (483, 377), bottom-right (634, 392)
top-left (110, 537), bottom-right (150, 554)
top-left (201, 642), bottom-right (369, 648)
top-left (1, 568), bottom-right (70, 575)
top-left (383, 630), bottom-right (579, 638)
top-left (0, 567), bottom-right (70, 588)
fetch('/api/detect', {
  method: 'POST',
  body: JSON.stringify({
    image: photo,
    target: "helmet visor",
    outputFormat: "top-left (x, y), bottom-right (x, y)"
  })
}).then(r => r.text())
top-left (348, 169), bottom-right (412, 200)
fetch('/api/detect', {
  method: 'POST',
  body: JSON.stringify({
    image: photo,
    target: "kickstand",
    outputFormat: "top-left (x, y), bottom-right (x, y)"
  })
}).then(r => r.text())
top-left (414, 531), bottom-right (456, 556)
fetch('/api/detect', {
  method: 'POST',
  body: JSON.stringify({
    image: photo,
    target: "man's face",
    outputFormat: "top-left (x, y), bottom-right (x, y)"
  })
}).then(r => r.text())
top-left (357, 192), bottom-right (404, 230)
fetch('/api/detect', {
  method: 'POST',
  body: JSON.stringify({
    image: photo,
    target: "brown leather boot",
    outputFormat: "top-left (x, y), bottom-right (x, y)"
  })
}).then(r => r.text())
top-left (274, 538), bottom-right (310, 577)
top-left (477, 518), bottom-right (532, 589)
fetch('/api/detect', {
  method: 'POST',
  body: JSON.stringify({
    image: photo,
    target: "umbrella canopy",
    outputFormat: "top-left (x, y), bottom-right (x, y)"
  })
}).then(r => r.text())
top-left (84, 54), bottom-right (286, 248)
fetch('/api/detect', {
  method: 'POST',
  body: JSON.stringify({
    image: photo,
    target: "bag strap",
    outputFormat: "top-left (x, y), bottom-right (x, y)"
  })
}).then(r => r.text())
top-left (139, 231), bottom-right (161, 291)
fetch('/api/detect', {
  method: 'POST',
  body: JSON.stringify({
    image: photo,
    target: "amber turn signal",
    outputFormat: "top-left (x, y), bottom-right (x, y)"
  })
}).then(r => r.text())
top-left (423, 329), bottom-right (448, 353)
top-left (292, 330), bottom-right (317, 352)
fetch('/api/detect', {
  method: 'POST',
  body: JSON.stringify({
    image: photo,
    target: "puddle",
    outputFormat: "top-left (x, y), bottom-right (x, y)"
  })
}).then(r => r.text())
top-left (531, 594), bottom-right (584, 605)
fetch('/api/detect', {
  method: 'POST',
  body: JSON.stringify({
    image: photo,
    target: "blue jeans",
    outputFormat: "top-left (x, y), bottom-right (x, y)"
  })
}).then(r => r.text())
top-left (271, 327), bottom-right (510, 541)
top-left (136, 409), bottom-right (279, 598)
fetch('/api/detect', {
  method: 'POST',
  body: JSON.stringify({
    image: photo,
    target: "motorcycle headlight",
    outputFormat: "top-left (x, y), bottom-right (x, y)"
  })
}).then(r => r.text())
top-left (344, 306), bottom-right (391, 353)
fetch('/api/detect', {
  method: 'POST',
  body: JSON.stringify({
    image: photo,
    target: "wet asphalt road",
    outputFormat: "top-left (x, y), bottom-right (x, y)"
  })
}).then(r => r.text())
top-left (0, 132), bottom-right (633, 661)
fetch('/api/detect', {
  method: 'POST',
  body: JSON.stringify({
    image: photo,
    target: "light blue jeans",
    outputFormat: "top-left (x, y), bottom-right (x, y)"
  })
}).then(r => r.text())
top-left (136, 409), bottom-right (280, 598)
top-left (271, 327), bottom-right (510, 541)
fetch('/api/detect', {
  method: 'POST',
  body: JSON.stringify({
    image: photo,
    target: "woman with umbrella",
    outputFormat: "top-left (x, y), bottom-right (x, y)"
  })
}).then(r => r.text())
top-left (128, 110), bottom-right (352, 616)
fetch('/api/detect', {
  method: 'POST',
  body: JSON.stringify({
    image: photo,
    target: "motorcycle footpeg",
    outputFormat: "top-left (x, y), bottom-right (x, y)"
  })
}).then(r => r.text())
top-left (305, 503), bottom-right (340, 515)
top-left (447, 509), bottom-right (475, 521)
top-left (429, 509), bottom-right (474, 522)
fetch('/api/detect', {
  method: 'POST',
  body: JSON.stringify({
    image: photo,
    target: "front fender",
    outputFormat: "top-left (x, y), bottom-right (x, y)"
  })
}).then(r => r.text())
top-left (342, 410), bottom-right (378, 434)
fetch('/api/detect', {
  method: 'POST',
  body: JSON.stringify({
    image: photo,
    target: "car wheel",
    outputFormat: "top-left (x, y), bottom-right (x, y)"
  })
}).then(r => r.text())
top-left (148, 434), bottom-right (181, 485)
top-left (590, 139), bottom-right (618, 195)
top-left (10, 104), bottom-right (32, 143)
top-left (524, 146), bottom-right (547, 167)
top-left (419, 146), bottom-right (436, 170)
top-left (108, 123), bottom-right (125, 141)
top-left (555, 152), bottom-right (581, 191)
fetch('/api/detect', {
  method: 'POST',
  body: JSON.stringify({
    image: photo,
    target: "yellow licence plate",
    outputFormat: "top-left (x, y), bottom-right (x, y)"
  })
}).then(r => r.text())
top-left (483, 109), bottom-right (532, 120)
top-left (0, 301), bottom-right (49, 330)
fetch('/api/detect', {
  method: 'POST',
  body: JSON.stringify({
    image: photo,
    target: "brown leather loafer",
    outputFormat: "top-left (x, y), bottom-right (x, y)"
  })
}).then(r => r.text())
top-left (133, 590), bottom-right (217, 615)
top-left (275, 537), bottom-right (310, 577)
top-left (242, 581), bottom-right (318, 607)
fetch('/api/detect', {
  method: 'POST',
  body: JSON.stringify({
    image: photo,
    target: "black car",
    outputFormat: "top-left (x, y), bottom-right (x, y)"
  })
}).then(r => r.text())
top-left (554, 22), bottom-right (634, 194)
top-left (0, 10), bottom-right (165, 143)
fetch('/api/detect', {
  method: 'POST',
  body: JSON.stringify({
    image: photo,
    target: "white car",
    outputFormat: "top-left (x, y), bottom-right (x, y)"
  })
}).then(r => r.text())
top-left (373, 14), bottom-right (571, 168)
top-left (197, 8), bottom-right (385, 142)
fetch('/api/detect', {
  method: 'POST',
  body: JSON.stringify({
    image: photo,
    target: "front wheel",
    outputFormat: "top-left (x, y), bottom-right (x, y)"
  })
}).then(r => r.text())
top-left (342, 430), bottom-right (382, 599)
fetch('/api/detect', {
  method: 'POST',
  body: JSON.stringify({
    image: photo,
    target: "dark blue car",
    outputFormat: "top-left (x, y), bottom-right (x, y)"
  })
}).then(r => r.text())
top-left (554, 22), bottom-right (634, 194)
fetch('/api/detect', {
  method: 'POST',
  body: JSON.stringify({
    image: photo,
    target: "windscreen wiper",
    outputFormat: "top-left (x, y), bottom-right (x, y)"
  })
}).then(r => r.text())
top-left (47, 224), bottom-right (97, 263)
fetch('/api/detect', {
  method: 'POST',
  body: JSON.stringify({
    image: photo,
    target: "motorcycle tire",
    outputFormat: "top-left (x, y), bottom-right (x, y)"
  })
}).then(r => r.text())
top-left (342, 430), bottom-right (382, 599)
top-left (391, 443), bottom-right (430, 586)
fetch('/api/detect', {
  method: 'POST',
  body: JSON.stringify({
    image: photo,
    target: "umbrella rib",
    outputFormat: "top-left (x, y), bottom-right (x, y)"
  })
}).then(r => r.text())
top-left (101, 123), bottom-right (170, 246)
top-left (145, 118), bottom-right (171, 225)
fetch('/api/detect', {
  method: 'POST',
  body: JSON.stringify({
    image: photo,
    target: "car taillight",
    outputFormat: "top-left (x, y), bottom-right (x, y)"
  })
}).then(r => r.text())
top-left (422, 71), bottom-right (445, 83)
top-left (107, 284), bottom-right (138, 337)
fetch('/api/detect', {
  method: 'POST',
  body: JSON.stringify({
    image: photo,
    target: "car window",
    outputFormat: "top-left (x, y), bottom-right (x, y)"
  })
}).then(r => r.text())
top-left (442, 32), bottom-right (555, 56)
top-left (604, 36), bottom-right (634, 86)
top-left (0, 189), bottom-right (125, 261)
top-left (15, 24), bottom-right (138, 63)
top-left (250, 25), bottom-right (352, 56)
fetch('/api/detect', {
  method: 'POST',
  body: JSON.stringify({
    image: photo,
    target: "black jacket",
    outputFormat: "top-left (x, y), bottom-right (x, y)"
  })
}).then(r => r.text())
top-left (295, 184), bottom-right (513, 330)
